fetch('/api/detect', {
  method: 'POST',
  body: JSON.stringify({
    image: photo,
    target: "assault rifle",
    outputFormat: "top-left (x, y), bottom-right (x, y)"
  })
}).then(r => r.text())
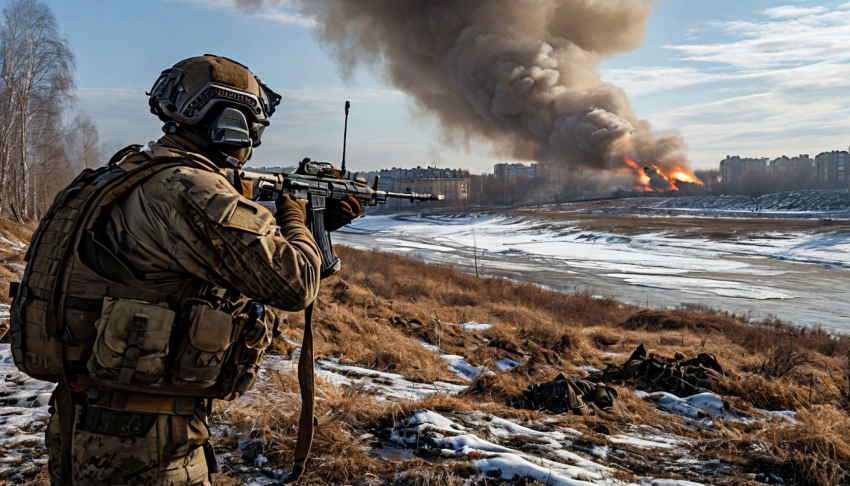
top-left (239, 103), bottom-right (444, 279)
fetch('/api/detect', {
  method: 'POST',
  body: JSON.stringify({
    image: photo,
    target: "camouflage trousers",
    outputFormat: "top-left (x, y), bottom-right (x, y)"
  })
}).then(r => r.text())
top-left (46, 397), bottom-right (212, 486)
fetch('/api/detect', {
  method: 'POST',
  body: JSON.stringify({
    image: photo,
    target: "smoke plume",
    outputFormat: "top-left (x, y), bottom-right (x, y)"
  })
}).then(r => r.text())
top-left (257, 0), bottom-right (691, 176)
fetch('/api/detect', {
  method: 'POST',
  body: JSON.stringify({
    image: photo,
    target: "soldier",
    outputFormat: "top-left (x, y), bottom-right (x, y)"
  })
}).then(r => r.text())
top-left (9, 55), bottom-right (361, 485)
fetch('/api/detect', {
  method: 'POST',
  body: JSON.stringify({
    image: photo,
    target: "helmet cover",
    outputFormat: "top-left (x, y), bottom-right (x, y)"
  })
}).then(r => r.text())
top-left (148, 55), bottom-right (281, 132)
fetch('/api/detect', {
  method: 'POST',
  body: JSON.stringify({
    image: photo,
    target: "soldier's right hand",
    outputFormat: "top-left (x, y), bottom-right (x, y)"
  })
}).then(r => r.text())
top-left (275, 194), bottom-right (307, 225)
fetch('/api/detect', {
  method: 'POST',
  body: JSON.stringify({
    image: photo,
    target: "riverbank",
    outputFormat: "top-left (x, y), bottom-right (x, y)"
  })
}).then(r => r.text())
top-left (336, 209), bottom-right (850, 334)
top-left (1, 219), bottom-right (849, 485)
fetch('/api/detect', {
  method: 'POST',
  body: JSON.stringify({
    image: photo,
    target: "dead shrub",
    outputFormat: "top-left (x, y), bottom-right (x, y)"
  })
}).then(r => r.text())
top-left (590, 329), bottom-right (621, 349)
top-left (464, 345), bottom-right (501, 369)
top-left (526, 342), bottom-right (563, 367)
top-left (488, 336), bottom-right (522, 354)
top-left (758, 344), bottom-right (810, 379)
top-left (267, 336), bottom-right (295, 357)
top-left (462, 372), bottom-right (528, 407)
top-left (210, 474), bottom-right (244, 486)
top-left (621, 309), bottom-right (686, 332)
top-left (215, 370), bottom-right (395, 484)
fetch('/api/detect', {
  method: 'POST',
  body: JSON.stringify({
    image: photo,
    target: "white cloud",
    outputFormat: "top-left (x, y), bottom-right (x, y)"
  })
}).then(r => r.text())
top-left (602, 67), bottom-right (729, 96)
top-left (169, 0), bottom-right (315, 27)
top-left (763, 6), bottom-right (828, 19)
top-left (665, 7), bottom-right (850, 69)
top-left (607, 3), bottom-right (850, 168)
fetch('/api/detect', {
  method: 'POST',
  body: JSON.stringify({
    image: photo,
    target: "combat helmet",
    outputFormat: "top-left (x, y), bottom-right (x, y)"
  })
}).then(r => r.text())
top-left (148, 54), bottom-right (282, 167)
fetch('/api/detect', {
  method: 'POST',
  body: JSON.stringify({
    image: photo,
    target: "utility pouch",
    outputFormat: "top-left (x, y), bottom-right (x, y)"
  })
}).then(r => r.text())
top-left (219, 303), bottom-right (271, 400)
top-left (88, 298), bottom-right (175, 386)
top-left (172, 301), bottom-right (235, 387)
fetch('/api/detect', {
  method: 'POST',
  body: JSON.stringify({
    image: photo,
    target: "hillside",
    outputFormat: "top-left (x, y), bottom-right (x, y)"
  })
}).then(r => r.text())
top-left (1, 220), bottom-right (849, 485)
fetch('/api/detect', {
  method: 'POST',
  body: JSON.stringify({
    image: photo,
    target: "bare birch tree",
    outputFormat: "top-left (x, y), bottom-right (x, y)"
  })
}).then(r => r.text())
top-left (67, 112), bottom-right (102, 173)
top-left (0, 0), bottom-right (95, 221)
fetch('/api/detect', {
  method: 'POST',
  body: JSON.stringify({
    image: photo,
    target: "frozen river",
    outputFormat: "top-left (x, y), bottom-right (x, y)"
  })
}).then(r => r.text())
top-left (336, 212), bottom-right (850, 333)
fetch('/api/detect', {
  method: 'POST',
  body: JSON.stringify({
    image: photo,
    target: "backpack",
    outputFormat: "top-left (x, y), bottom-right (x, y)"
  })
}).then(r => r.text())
top-left (9, 143), bottom-right (270, 399)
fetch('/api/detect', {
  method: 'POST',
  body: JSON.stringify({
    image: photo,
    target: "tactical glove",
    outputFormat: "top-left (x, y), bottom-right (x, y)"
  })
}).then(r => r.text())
top-left (325, 196), bottom-right (361, 232)
top-left (275, 194), bottom-right (308, 225)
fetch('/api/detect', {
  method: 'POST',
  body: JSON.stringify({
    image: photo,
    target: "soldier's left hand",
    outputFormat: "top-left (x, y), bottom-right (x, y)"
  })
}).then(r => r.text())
top-left (325, 196), bottom-right (361, 232)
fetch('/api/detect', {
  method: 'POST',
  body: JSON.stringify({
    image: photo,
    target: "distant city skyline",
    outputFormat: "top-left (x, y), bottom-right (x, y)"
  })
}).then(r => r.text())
top-left (38, 0), bottom-right (850, 173)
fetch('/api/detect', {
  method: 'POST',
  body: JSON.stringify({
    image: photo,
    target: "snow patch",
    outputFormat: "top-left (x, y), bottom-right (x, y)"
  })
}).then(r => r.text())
top-left (641, 479), bottom-right (706, 486)
top-left (389, 410), bottom-right (611, 485)
top-left (609, 435), bottom-right (678, 450)
top-left (262, 355), bottom-right (467, 401)
top-left (497, 358), bottom-right (522, 371)
top-left (441, 354), bottom-right (493, 381)
top-left (408, 410), bottom-right (467, 434)
top-left (475, 453), bottom-right (598, 486)
top-left (641, 391), bottom-right (753, 424)
top-left (416, 340), bottom-right (494, 381)
top-left (754, 409), bottom-right (798, 421)
top-left (445, 321), bottom-right (492, 332)
top-left (577, 365), bottom-right (601, 374)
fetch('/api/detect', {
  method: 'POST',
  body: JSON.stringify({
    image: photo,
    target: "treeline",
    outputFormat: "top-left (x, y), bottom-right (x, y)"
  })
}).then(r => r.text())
top-left (0, 0), bottom-right (104, 221)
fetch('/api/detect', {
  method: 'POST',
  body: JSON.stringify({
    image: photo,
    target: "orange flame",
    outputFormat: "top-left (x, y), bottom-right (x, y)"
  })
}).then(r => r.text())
top-left (670, 170), bottom-right (704, 185)
top-left (623, 159), bottom-right (703, 193)
top-left (624, 159), bottom-right (652, 188)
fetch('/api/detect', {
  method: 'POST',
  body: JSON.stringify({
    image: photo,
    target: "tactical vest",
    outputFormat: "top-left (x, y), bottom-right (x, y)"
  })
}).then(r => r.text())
top-left (9, 143), bottom-right (271, 401)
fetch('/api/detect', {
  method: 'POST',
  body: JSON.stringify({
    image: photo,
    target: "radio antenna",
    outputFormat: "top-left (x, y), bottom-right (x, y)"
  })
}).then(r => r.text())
top-left (341, 101), bottom-right (350, 175)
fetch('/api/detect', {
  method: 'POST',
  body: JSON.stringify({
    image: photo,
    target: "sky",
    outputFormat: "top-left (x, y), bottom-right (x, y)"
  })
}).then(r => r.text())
top-left (24, 0), bottom-right (850, 173)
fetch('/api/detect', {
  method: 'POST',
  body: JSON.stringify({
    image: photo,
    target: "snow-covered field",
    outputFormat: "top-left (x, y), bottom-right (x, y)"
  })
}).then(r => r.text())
top-left (337, 211), bottom-right (850, 332)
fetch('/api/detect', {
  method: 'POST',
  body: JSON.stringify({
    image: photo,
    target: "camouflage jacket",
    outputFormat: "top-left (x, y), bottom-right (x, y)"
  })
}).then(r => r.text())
top-left (98, 136), bottom-right (322, 312)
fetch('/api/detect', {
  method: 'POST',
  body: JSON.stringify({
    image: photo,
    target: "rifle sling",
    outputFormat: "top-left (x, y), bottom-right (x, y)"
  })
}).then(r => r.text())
top-left (56, 370), bottom-right (74, 484)
top-left (286, 302), bottom-right (316, 483)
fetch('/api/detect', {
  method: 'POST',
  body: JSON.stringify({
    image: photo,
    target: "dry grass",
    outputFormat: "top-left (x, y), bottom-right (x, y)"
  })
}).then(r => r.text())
top-left (0, 217), bottom-right (35, 307)
top-left (2, 217), bottom-right (850, 484)
top-left (763, 405), bottom-right (850, 485)
top-left (319, 246), bottom-right (850, 407)
top-left (313, 246), bottom-right (850, 484)
top-left (214, 369), bottom-right (396, 485)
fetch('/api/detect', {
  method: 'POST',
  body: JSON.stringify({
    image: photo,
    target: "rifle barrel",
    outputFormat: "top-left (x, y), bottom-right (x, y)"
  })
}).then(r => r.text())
top-left (384, 191), bottom-right (445, 201)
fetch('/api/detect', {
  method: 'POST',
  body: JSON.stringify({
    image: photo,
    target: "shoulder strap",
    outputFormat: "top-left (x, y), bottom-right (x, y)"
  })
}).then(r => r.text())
top-left (285, 303), bottom-right (316, 483)
top-left (107, 144), bottom-right (144, 166)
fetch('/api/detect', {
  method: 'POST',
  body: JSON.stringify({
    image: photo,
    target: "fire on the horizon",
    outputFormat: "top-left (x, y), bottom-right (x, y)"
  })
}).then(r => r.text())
top-left (624, 159), bottom-right (704, 193)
